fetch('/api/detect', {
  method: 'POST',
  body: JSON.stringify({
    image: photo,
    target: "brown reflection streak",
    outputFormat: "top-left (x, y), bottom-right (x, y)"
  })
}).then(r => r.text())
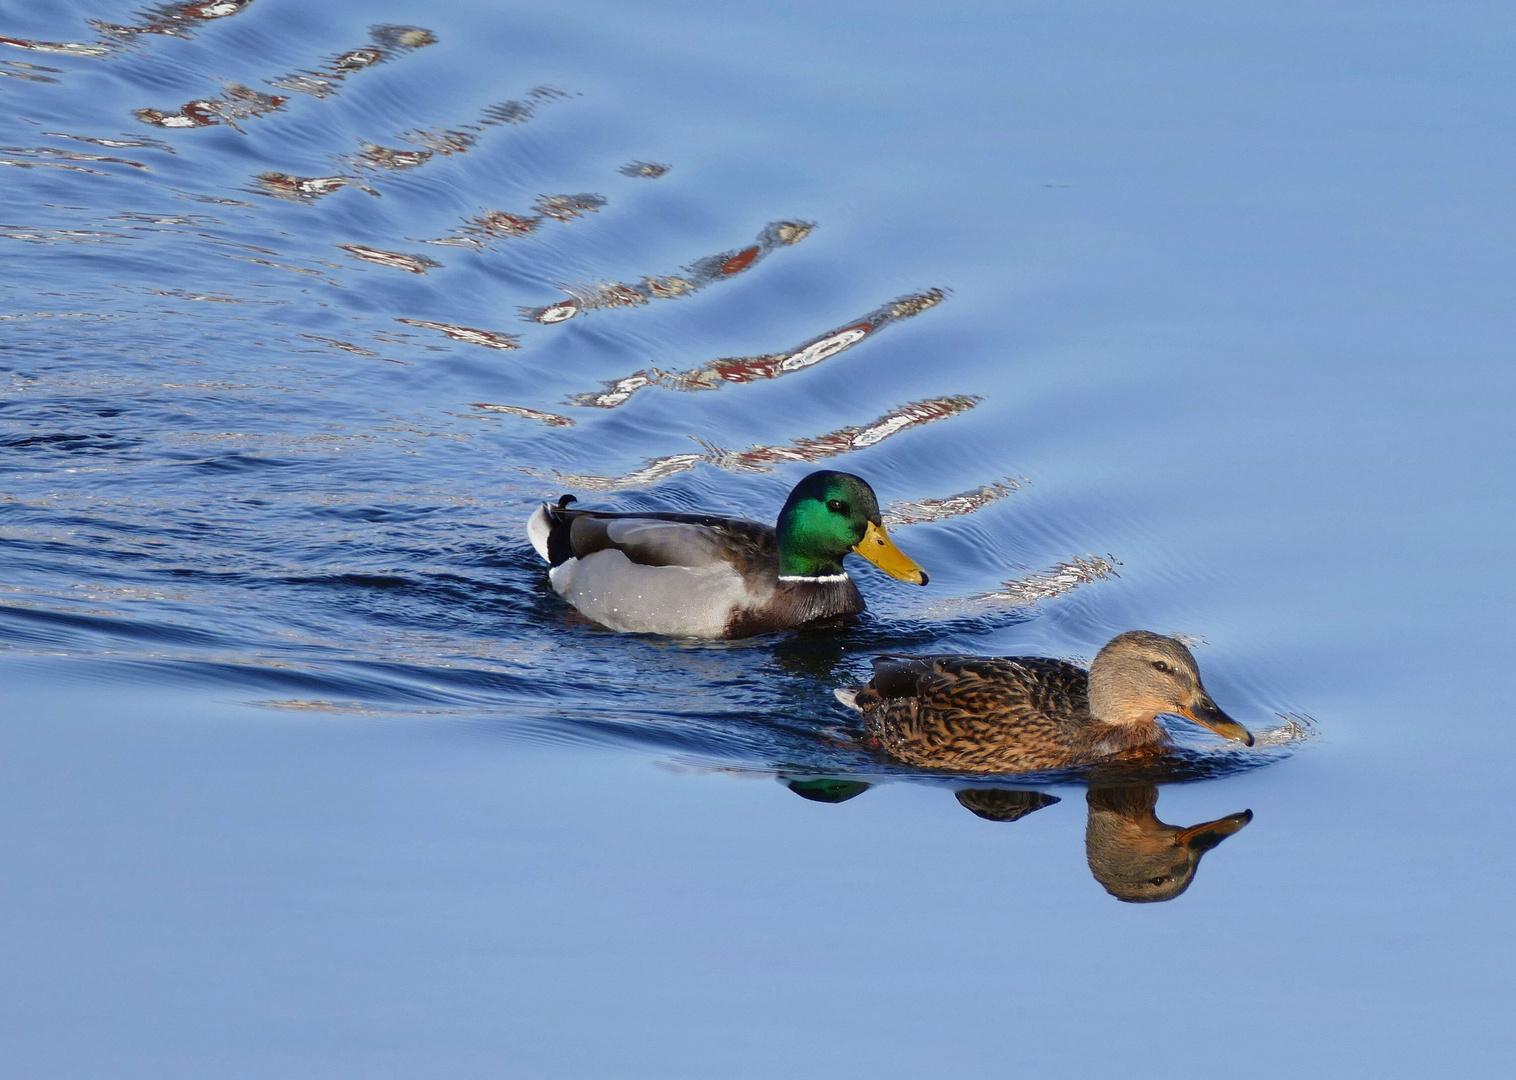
top-left (421, 196), bottom-right (605, 252)
top-left (1, 59), bottom-right (62, 81)
top-left (338, 245), bottom-right (440, 275)
top-left (558, 395), bottom-right (979, 490)
top-left (524, 220), bottom-right (814, 325)
top-left (619, 161), bottom-right (670, 178)
top-left (256, 174), bottom-right (377, 201)
top-left (297, 334), bottom-right (378, 358)
top-left (884, 478), bottom-right (1021, 526)
top-left (0, 36), bottom-right (110, 58)
top-left (135, 84), bottom-right (287, 131)
top-left (0, 145), bottom-right (149, 172)
top-left (569, 289), bottom-right (945, 408)
top-left (217, 252), bottom-right (334, 282)
top-left (135, 24), bottom-right (434, 131)
top-left (2, 210), bottom-right (337, 286)
top-left (43, 133), bottom-right (175, 153)
top-left (973, 555), bottom-right (1120, 605)
top-left (14, 4), bottom-right (261, 64)
top-left (91, 0), bottom-right (260, 42)
top-left (0, 225), bottom-right (133, 244)
top-left (262, 87), bottom-right (570, 204)
top-left (468, 403), bottom-right (574, 427)
top-left (396, 320), bottom-right (519, 351)
top-left (342, 87), bottom-right (569, 174)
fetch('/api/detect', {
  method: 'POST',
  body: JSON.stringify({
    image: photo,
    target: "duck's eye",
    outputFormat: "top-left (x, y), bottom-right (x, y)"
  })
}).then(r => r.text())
top-left (1149, 876), bottom-right (1168, 887)
top-left (826, 499), bottom-right (848, 515)
top-left (1151, 660), bottom-right (1171, 674)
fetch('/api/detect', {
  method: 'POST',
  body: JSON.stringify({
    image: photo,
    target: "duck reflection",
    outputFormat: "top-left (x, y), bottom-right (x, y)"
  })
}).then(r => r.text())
top-left (955, 787), bottom-right (1061, 822)
top-left (1084, 785), bottom-right (1251, 902)
top-left (781, 777), bottom-right (1249, 903)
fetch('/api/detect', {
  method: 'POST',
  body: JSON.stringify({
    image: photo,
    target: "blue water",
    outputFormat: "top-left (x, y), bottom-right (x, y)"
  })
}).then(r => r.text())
top-left (2, 0), bottom-right (1513, 1074)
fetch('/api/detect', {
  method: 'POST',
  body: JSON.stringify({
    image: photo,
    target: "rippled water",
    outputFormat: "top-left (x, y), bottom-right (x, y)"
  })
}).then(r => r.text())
top-left (3, 1), bottom-right (1513, 1074)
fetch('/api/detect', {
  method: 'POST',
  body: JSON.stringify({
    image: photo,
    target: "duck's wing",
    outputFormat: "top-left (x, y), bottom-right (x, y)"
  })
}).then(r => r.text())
top-left (855, 655), bottom-right (1094, 772)
top-left (541, 502), bottom-right (776, 573)
top-left (865, 654), bottom-right (1090, 718)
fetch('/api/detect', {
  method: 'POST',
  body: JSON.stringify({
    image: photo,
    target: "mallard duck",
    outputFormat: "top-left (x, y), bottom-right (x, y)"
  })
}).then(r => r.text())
top-left (1085, 785), bottom-right (1252, 902)
top-left (526, 470), bottom-right (928, 638)
top-left (837, 630), bottom-right (1253, 773)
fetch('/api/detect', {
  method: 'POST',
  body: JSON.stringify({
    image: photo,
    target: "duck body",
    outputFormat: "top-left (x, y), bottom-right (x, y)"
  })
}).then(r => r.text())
top-left (526, 471), bottom-right (927, 639)
top-left (529, 504), bottom-right (864, 637)
top-left (844, 654), bottom-right (1162, 773)
top-left (840, 631), bottom-right (1253, 774)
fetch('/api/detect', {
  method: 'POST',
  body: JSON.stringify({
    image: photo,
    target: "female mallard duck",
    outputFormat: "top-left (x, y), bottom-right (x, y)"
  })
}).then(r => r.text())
top-left (837, 630), bottom-right (1253, 773)
top-left (526, 470), bottom-right (928, 638)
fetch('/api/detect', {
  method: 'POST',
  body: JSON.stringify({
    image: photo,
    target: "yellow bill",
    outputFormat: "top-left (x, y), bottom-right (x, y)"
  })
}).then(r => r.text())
top-left (852, 521), bottom-right (929, 585)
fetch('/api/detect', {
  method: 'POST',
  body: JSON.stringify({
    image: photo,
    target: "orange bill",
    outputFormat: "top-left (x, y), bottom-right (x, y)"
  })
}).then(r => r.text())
top-left (1178, 694), bottom-right (1254, 746)
top-left (852, 521), bottom-right (929, 585)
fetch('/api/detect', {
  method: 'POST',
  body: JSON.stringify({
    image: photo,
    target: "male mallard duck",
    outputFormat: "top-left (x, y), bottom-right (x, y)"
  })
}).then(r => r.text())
top-left (837, 630), bottom-right (1253, 773)
top-left (1085, 785), bottom-right (1252, 903)
top-left (526, 470), bottom-right (928, 638)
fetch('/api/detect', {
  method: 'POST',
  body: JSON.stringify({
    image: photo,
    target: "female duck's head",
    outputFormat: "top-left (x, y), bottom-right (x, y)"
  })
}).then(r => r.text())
top-left (1087, 631), bottom-right (1253, 745)
top-left (775, 471), bottom-right (928, 584)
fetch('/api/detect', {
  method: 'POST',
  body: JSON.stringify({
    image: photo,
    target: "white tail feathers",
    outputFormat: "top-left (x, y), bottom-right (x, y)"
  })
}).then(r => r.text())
top-left (526, 503), bottom-right (553, 562)
top-left (833, 686), bottom-right (862, 711)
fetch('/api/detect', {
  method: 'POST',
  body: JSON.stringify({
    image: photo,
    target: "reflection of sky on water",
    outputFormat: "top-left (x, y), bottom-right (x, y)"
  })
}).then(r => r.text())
top-left (1, 0), bottom-right (1513, 1074)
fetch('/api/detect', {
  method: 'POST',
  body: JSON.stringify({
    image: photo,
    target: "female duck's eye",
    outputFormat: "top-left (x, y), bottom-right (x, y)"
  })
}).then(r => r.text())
top-left (826, 499), bottom-right (848, 514)
top-left (1149, 876), bottom-right (1168, 887)
top-left (1151, 660), bottom-right (1171, 673)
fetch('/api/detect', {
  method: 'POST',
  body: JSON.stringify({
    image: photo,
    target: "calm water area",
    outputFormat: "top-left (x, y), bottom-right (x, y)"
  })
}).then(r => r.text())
top-left (2, 0), bottom-right (1513, 1075)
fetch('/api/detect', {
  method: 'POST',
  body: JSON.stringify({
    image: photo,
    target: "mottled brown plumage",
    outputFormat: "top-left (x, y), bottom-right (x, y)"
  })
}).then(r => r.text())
top-left (841, 631), bottom-right (1253, 774)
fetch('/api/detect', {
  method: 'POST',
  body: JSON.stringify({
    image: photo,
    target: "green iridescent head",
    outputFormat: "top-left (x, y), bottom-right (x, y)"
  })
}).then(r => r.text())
top-left (774, 471), bottom-right (928, 584)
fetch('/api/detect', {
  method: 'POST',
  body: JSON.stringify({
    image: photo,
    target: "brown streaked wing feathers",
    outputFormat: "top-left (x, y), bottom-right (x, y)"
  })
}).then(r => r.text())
top-left (858, 655), bottom-right (1096, 772)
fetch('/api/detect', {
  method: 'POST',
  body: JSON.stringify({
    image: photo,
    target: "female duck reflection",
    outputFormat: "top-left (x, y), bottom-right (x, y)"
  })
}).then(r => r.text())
top-left (789, 780), bottom-right (1251, 903)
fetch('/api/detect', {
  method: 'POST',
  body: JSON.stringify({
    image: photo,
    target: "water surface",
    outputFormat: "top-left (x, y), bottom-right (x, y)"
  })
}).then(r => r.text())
top-left (2, 0), bottom-right (1513, 1075)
